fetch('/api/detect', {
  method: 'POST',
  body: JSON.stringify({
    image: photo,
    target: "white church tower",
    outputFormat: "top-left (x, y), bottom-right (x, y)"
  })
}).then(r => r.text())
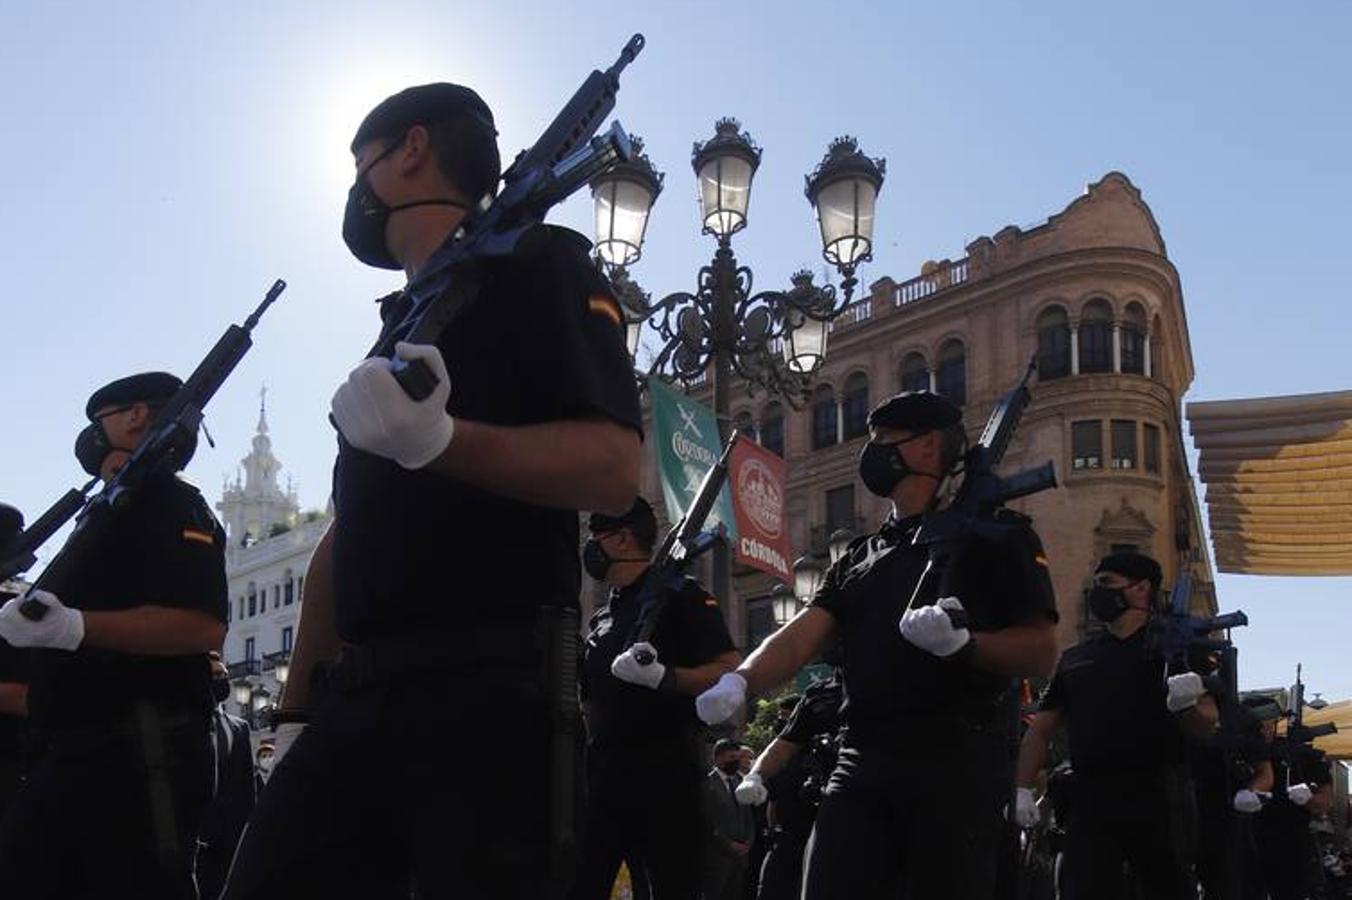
top-left (217, 387), bottom-right (299, 549)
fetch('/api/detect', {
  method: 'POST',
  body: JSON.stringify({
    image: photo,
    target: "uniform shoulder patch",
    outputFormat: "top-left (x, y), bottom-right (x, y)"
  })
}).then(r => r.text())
top-left (183, 528), bottom-right (215, 546)
top-left (588, 293), bottom-right (623, 327)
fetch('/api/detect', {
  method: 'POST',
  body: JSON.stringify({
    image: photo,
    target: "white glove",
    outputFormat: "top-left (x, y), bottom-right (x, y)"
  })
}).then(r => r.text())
top-left (696, 672), bottom-right (747, 725)
top-left (1288, 783), bottom-right (1313, 806)
top-left (1165, 673), bottom-right (1205, 712)
top-left (330, 341), bottom-right (455, 469)
top-left (899, 597), bottom-right (970, 658)
top-left (270, 722), bottom-right (305, 768)
top-left (1233, 789), bottom-right (1264, 814)
top-left (1011, 786), bottom-right (1040, 827)
top-left (611, 643), bottom-right (666, 690)
top-left (0, 590), bottom-right (84, 650)
top-left (735, 772), bottom-right (768, 806)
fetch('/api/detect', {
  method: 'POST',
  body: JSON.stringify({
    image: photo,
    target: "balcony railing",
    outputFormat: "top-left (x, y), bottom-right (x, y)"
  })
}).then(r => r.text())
top-left (226, 659), bottom-right (260, 678)
top-left (893, 259), bottom-right (970, 307)
top-left (809, 516), bottom-right (868, 557)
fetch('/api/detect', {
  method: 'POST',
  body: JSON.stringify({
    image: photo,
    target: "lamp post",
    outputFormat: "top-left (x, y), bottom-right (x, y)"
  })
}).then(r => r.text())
top-left (591, 120), bottom-right (885, 615)
top-left (771, 583), bottom-right (799, 626)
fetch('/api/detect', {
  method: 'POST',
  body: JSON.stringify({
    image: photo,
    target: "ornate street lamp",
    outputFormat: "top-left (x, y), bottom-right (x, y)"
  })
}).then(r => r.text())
top-left (275, 660), bottom-right (290, 686)
top-left (771, 583), bottom-right (799, 626)
top-left (232, 681), bottom-right (252, 708)
top-left (692, 118), bottom-right (762, 239)
top-left (591, 136), bottom-right (664, 269)
top-left (793, 554), bottom-right (826, 606)
top-left (805, 136), bottom-right (886, 303)
top-left (828, 528), bottom-right (855, 566)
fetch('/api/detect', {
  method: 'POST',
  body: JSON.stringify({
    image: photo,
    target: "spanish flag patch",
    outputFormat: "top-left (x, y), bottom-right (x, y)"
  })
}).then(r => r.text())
top-left (704, 596), bottom-right (719, 608)
top-left (183, 528), bottom-right (214, 546)
top-left (588, 294), bottom-right (623, 327)
top-left (1034, 554), bottom-right (1049, 567)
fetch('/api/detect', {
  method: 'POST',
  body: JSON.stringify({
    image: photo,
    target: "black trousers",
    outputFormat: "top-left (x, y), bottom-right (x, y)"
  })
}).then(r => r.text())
top-left (568, 741), bottom-right (702, 900)
top-left (755, 825), bottom-right (810, 900)
top-left (800, 720), bottom-right (1007, 900)
top-left (0, 720), bottom-right (212, 900)
top-left (1251, 810), bottom-right (1318, 900)
top-left (223, 668), bottom-right (559, 900)
top-left (1063, 772), bottom-right (1196, 900)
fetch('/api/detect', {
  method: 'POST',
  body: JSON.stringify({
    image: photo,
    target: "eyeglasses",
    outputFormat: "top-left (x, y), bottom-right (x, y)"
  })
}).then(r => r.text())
top-left (92, 404), bottom-right (136, 423)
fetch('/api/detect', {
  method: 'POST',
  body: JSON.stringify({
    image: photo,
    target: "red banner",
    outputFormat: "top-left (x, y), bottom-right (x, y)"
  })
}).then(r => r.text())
top-left (729, 438), bottom-right (791, 582)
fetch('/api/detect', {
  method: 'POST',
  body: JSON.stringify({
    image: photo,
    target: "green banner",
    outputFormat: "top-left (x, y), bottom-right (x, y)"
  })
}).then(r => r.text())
top-left (649, 378), bottom-right (738, 541)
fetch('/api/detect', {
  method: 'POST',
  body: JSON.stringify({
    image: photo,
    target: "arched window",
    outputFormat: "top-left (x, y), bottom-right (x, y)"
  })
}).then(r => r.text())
top-left (811, 385), bottom-right (838, 450)
top-left (1036, 306), bottom-right (1071, 380)
top-left (733, 411), bottom-right (757, 442)
top-left (935, 340), bottom-right (966, 407)
top-left (841, 373), bottom-right (870, 440)
top-left (1078, 299), bottom-right (1113, 373)
top-left (900, 352), bottom-right (930, 393)
top-left (760, 402), bottom-right (785, 457)
top-left (1121, 303), bottom-right (1147, 375)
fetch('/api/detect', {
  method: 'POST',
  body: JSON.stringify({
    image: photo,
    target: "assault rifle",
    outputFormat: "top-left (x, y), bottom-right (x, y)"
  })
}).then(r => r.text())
top-left (1146, 571), bottom-right (1248, 695)
top-left (626, 434), bottom-right (738, 664)
top-left (907, 356), bottom-right (1058, 611)
top-left (372, 34), bottom-right (646, 402)
top-left (1289, 664), bottom-right (1337, 745)
top-left (6, 280), bottom-right (286, 619)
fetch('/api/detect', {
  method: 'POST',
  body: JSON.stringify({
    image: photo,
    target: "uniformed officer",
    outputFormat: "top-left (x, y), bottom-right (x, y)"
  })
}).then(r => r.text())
top-left (569, 496), bottom-right (740, 900)
top-left (1250, 708), bottom-right (1334, 900)
top-left (735, 675), bottom-right (843, 900)
top-left (1190, 686), bottom-right (1274, 900)
top-left (0, 371), bottom-right (228, 898)
top-left (196, 652), bottom-right (256, 900)
top-left (1015, 551), bottom-right (1219, 900)
top-left (223, 83), bottom-right (641, 898)
top-left (0, 571), bottom-right (29, 820)
top-left (697, 391), bottom-right (1060, 900)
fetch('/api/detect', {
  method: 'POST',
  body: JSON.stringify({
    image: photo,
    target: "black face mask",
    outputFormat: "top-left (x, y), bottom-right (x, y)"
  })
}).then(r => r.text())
top-left (1087, 585), bottom-right (1130, 622)
top-left (341, 133), bottom-right (472, 270)
top-left (211, 677), bottom-right (231, 705)
top-left (581, 538), bottom-right (613, 581)
top-left (858, 432), bottom-right (933, 498)
top-left (74, 422), bottom-right (113, 477)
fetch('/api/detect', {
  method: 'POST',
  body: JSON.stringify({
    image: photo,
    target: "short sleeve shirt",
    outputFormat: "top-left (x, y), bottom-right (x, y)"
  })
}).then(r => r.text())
top-left (332, 226), bottom-right (642, 641)
top-left (1039, 626), bottom-right (1189, 777)
top-left (581, 573), bottom-right (734, 749)
top-left (0, 635), bottom-right (27, 754)
top-left (808, 510), bottom-right (1057, 739)
top-left (29, 473), bottom-right (228, 728)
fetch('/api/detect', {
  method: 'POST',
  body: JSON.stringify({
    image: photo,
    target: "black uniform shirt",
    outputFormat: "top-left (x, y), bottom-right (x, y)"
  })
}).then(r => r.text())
top-left (770, 678), bottom-right (843, 833)
top-left (580, 573), bottom-right (734, 749)
top-left (1261, 740), bottom-right (1332, 832)
top-left (1039, 625), bottom-right (1188, 777)
top-left (0, 636), bottom-right (27, 754)
top-left (808, 510), bottom-right (1057, 740)
top-left (1190, 693), bottom-right (1266, 808)
top-left (332, 227), bottom-right (642, 641)
top-left (29, 473), bottom-right (227, 729)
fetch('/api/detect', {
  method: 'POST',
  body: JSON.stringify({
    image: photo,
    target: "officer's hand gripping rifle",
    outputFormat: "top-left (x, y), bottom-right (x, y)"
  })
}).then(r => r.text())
top-left (1146, 571), bottom-right (1248, 699)
top-left (906, 356), bottom-right (1058, 617)
top-left (625, 434), bottom-right (738, 665)
top-left (1289, 663), bottom-right (1337, 745)
top-left (13, 280), bottom-right (286, 619)
top-left (369, 34), bottom-right (646, 402)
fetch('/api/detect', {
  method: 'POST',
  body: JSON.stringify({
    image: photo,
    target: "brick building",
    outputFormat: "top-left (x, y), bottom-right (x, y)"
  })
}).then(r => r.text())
top-left (603, 172), bottom-right (1217, 650)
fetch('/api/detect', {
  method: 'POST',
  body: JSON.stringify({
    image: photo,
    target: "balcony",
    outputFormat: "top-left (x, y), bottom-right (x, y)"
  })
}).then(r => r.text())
top-left (226, 659), bottom-right (260, 678)
top-left (891, 259), bottom-right (970, 307)
top-left (809, 516), bottom-right (867, 557)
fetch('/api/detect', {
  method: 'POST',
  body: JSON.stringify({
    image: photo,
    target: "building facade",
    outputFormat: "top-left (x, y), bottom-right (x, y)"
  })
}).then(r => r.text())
top-left (601, 172), bottom-right (1217, 651)
top-left (218, 396), bottom-right (329, 717)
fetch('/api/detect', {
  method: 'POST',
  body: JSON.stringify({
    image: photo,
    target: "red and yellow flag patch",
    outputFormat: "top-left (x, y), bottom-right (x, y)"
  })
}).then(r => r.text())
top-left (183, 528), bottom-right (214, 546)
top-left (588, 293), bottom-right (623, 327)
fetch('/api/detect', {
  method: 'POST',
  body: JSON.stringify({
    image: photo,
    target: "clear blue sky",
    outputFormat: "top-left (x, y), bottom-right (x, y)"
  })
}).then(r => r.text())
top-left (2, 2), bottom-right (1347, 698)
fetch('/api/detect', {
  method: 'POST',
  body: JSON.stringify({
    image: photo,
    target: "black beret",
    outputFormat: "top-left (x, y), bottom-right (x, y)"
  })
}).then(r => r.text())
top-left (1241, 695), bottom-right (1284, 722)
top-left (588, 496), bottom-right (658, 549)
top-left (1095, 552), bottom-right (1163, 591)
top-left (867, 391), bottom-right (962, 432)
top-left (351, 83), bottom-right (496, 153)
top-left (85, 372), bottom-right (183, 420)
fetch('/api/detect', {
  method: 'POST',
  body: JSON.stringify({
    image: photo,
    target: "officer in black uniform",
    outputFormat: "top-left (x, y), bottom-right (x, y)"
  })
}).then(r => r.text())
top-left (0, 569), bottom-right (29, 820)
top-left (697, 391), bottom-right (1060, 900)
top-left (1250, 711), bottom-right (1334, 900)
top-left (1016, 552), bottom-right (1219, 900)
top-left (0, 371), bottom-right (228, 898)
top-left (735, 674), bottom-right (843, 900)
top-left (1191, 685), bottom-right (1273, 900)
top-left (222, 83), bottom-right (641, 899)
top-left (570, 496), bottom-right (740, 900)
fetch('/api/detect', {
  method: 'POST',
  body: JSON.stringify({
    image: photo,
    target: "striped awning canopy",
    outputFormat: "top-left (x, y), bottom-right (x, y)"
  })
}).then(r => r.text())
top-left (1279, 701), bottom-right (1352, 761)
top-left (1188, 390), bottom-right (1352, 576)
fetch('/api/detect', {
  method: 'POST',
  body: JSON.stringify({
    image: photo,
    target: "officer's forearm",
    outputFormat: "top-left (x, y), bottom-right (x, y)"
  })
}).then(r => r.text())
top-left (1250, 759), bottom-right (1274, 794)
top-left (0, 682), bottom-right (28, 717)
top-left (1015, 711), bottom-right (1060, 787)
top-left (82, 606), bottom-right (225, 655)
top-left (426, 417), bottom-right (639, 514)
top-left (751, 737), bottom-right (801, 781)
top-left (280, 524), bottom-right (340, 713)
top-left (969, 621), bottom-right (1058, 678)
top-left (737, 608), bottom-right (835, 697)
top-left (671, 650), bottom-right (742, 696)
